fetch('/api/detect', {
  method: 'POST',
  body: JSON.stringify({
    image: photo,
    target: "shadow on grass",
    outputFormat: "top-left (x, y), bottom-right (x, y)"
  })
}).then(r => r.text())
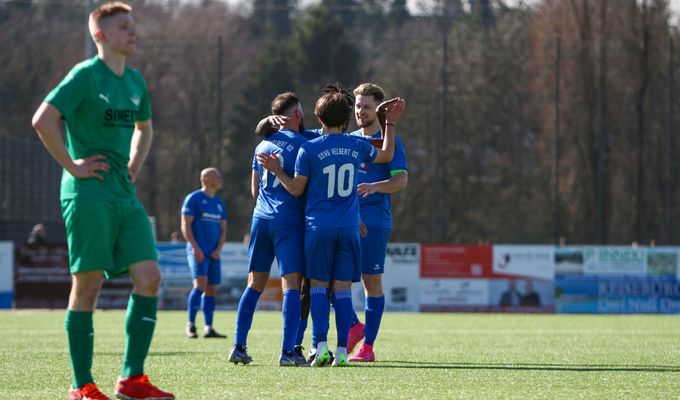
top-left (354, 360), bottom-right (680, 373)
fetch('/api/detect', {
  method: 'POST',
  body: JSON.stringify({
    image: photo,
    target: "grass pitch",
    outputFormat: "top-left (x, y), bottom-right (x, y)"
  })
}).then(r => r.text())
top-left (1, 310), bottom-right (679, 399)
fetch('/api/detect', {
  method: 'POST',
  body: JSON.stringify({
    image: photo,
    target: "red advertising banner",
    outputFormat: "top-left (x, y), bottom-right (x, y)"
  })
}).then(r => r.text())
top-left (420, 244), bottom-right (492, 278)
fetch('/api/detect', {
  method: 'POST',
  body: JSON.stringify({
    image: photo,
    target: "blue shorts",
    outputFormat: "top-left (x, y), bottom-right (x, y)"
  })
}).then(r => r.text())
top-left (305, 227), bottom-right (361, 282)
top-left (248, 217), bottom-right (305, 276)
top-left (360, 227), bottom-right (391, 275)
top-left (187, 251), bottom-right (221, 285)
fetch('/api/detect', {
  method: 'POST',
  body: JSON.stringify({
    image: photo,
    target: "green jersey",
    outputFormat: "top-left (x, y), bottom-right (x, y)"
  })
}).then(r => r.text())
top-left (45, 56), bottom-right (152, 201)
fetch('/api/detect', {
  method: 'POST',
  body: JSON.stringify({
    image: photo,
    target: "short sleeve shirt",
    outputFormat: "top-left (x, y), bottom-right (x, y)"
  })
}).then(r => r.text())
top-left (295, 134), bottom-right (377, 230)
top-left (44, 56), bottom-right (152, 201)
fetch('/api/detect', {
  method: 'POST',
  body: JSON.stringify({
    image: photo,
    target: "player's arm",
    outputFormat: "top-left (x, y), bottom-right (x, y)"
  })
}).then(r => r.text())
top-left (255, 115), bottom-right (290, 137)
top-left (181, 214), bottom-right (204, 263)
top-left (257, 153), bottom-right (308, 197)
top-left (357, 171), bottom-right (408, 198)
top-left (128, 119), bottom-right (153, 183)
top-left (251, 170), bottom-right (259, 198)
top-left (373, 98), bottom-right (406, 164)
top-left (31, 102), bottom-right (110, 180)
top-left (211, 219), bottom-right (227, 260)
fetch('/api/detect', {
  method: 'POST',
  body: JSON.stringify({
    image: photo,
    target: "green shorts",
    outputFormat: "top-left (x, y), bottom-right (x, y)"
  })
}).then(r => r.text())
top-left (61, 198), bottom-right (158, 279)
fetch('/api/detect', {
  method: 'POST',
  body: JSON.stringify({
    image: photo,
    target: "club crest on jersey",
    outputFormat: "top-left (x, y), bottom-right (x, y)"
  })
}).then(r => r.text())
top-left (130, 95), bottom-right (141, 106)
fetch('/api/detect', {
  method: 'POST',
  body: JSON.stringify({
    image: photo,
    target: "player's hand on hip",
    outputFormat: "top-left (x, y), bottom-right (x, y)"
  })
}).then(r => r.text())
top-left (192, 247), bottom-right (205, 263)
top-left (71, 155), bottom-right (110, 180)
top-left (210, 249), bottom-right (220, 260)
top-left (360, 221), bottom-right (368, 238)
top-left (357, 182), bottom-right (376, 198)
top-left (127, 163), bottom-right (139, 183)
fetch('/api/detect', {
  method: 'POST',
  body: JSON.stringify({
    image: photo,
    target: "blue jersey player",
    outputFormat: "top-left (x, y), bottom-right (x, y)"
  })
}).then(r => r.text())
top-left (346, 83), bottom-right (408, 362)
top-left (181, 168), bottom-right (227, 339)
top-left (258, 85), bottom-right (406, 367)
top-left (229, 92), bottom-right (316, 367)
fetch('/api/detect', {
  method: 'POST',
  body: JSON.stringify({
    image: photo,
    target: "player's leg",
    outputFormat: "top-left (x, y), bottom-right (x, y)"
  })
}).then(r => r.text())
top-left (278, 272), bottom-right (304, 366)
top-left (62, 198), bottom-right (113, 399)
top-left (305, 229), bottom-right (334, 367)
top-left (296, 277), bottom-right (310, 357)
top-left (331, 227), bottom-right (362, 367)
top-left (202, 259), bottom-right (226, 338)
top-left (274, 223), bottom-right (306, 366)
top-left (113, 200), bottom-right (174, 399)
top-left (230, 217), bottom-right (273, 364)
top-left (66, 271), bottom-right (109, 399)
top-left (350, 227), bottom-right (389, 363)
top-left (186, 272), bottom-right (207, 338)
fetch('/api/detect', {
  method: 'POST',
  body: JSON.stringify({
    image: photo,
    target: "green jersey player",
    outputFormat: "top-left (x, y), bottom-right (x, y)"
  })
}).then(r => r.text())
top-left (31, 2), bottom-right (173, 399)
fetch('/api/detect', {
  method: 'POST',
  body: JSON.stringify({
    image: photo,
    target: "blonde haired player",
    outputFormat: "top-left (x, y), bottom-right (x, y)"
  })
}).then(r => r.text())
top-left (32, 2), bottom-right (174, 399)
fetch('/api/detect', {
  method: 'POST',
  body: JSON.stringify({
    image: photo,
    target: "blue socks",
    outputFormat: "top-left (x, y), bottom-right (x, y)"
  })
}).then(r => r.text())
top-left (351, 308), bottom-right (360, 327)
top-left (201, 295), bottom-right (215, 327)
top-left (333, 290), bottom-right (353, 348)
top-left (282, 289), bottom-right (301, 352)
top-left (296, 318), bottom-right (308, 346)
top-left (187, 287), bottom-right (202, 324)
top-left (310, 286), bottom-right (329, 344)
top-left (364, 295), bottom-right (385, 346)
top-left (234, 287), bottom-right (261, 346)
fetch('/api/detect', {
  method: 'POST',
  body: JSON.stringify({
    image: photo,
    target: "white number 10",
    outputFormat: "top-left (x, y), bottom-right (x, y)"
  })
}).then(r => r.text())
top-left (322, 163), bottom-right (354, 198)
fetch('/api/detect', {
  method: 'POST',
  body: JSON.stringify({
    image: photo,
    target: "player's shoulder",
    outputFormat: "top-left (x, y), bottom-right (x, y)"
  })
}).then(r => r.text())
top-left (185, 189), bottom-right (204, 201)
top-left (301, 129), bottom-right (321, 140)
top-left (63, 57), bottom-right (98, 82)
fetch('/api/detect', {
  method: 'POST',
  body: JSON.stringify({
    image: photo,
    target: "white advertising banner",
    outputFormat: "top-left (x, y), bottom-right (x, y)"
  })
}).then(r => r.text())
top-left (419, 278), bottom-right (489, 306)
top-left (492, 245), bottom-right (555, 281)
top-left (352, 243), bottom-right (420, 312)
top-left (582, 246), bottom-right (648, 275)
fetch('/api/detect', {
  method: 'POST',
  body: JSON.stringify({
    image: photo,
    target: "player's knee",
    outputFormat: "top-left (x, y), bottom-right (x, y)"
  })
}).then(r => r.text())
top-left (363, 275), bottom-right (383, 296)
top-left (281, 272), bottom-right (302, 291)
top-left (205, 285), bottom-right (218, 296)
top-left (194, 278), bottom-right (208, 292)
top-left (247, 272), bottom-right (268, 292)
top-left (136, 268), bottom-right (162, 295)
top-left (69, 284), bottom-right (101, 309)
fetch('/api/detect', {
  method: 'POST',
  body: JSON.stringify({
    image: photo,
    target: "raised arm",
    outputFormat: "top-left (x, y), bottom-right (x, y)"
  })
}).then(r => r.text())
top-left (255, 115), bottom-right (290, 137)
top-left (257, 153), bottom-right (308, 197)
top-left (373, 97), bottom-right (406, 164)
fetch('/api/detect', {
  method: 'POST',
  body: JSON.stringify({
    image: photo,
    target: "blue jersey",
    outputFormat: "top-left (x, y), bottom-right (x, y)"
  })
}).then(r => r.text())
top-left (252, 129), bottom-right (311, 225)
top-left (181, 190), bottom-right (227, 252)
top-left (295, 133), bottom-right (377, 230)
top-left (350, 129), bottom-right (408, 230)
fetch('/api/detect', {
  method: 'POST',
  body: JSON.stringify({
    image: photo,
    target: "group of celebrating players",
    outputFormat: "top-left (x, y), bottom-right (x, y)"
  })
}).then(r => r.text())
top-left (223, 84), bottom-right (408, 368)
top-left (31, 2), bottom-right (407, 399)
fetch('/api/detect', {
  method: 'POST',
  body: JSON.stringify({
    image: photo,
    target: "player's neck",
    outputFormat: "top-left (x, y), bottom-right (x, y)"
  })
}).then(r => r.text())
top-left (201, 187), bottom-right (216, 197)
top-left (97, 49), bottom-right (126, 77)
top-left (361, 121), bottom-right (382, 137)
top-left (321, 126), bottom-right (343, 134)
top-left (282, 122), bottom-right (299, 133)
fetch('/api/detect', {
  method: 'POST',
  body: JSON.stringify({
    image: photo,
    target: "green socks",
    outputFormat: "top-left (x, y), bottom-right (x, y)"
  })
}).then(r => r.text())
top-left (65, 310), bottom-right (94, 388)
top-left (122, 294), bottom-right (158, 378)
